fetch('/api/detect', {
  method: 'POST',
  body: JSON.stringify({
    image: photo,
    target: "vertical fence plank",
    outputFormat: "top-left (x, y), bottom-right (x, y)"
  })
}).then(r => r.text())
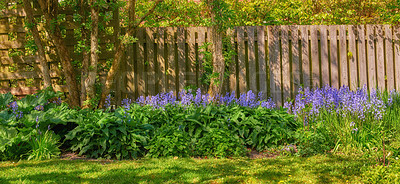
top-left (357, 25), bottom-right (367, 88)
top-left (136, 28), bottom-right (145, 97)
top-left (166, 27), bottom-right (176, 94)
top-left (320, 25), bottom-right (329, 86)
top-left (329, 25), bottom-right (339, 89)
top-left (301, 26), bottom-right (310, 87)
top-left (146, 28), bottom-right (156, 95)
top-left (394, 25), bottom-right (400, 91)
top-left (247, 26), bottom-right (257, 93)
top-left (157, 27), bottom-right (166, 93)
top-left (290, 25), bottom-right (300, 96)
top-left (366, 25), bottom-right (377, 91)
top-left (126, 33), bottom-right (135, 99)
top-left (227, 28), bottom-right (237, 95)
top-left (268, 26), bottom-right (282, 105)
top-left (310, 26), bottom-right (320, 88)
top-left (237, 26), bottom-right (247, 94)
top-left (348, 25), bottom-right (358, 89)
top-left (339, 25), bottom-right (348, 87)
top-left (187, 27), bottom-right (196, 88)
top-left (376, 25), bottom-right (385, 90)
top-left (177, 27), bottom-right (186, 93)
top-left (281, 26), bottom-right (290, 101)
top-left (385, 25), bottom-right (394, 90)
top-left (257, 26), bottom-right (267, 98)
top-left (197, 27), bottom-right (206, 91)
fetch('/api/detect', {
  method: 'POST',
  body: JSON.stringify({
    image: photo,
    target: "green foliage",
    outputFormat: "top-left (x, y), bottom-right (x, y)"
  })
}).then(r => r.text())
top-left (147, 125), bottom-right (192, 158)
top-left (295, 123), bottom-right (336, 156)
top-left (0, 93), bottom-right (13, 110)
top-left (362, 161), bottom-right (400, 183)
top-left (142, 0), bottom-right (396, 27)
top-left (27, 129), bottom-right (61, 161)
top-left (195, 127), bottom-right (246, 158)
top-left (0, 88), bottom-right (75, 161)
top-left (65, 109), bottom-right (153, 159)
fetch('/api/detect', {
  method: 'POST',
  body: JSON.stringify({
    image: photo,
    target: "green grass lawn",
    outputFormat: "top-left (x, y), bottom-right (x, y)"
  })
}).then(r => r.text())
top-left (0, 154), bottom-right (371, 184)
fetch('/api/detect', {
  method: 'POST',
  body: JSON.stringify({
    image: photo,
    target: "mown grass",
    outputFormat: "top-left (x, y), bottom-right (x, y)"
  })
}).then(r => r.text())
top-left (0, 154), bottom-right (371, 184)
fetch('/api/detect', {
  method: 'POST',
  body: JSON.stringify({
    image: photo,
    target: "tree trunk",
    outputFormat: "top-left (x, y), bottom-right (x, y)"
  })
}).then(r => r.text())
top-left (206, 0), bottom-right (225, 98)
top-left (80, 0), bottom-right (90, 107)
top-left (22, 0), bottom-right (52, 89)
top-left (37, 0), bottom-right (80, 107)
top-left (84, 0), bottom-right (99, 108)
top-left (99, 0), bottom-right (163, 108)
top-left (207, 25), bottom-right (225, 97)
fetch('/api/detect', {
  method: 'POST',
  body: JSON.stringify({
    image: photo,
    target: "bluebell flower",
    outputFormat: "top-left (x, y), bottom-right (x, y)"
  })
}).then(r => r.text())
top-left (35, 105), bottom-right (44, 111)
top-left (105, 94), bottom-right (112, 109)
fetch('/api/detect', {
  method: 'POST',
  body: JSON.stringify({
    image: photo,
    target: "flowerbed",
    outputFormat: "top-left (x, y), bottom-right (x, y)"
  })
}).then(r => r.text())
top-left (1, 86), bottom-right (400, 164)
top-left (0, 89), bottom-right (297, 160)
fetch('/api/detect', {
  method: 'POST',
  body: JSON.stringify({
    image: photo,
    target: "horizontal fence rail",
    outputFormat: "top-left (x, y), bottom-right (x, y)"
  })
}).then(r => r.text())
top-left (0, 9), bottom-right (399, 106)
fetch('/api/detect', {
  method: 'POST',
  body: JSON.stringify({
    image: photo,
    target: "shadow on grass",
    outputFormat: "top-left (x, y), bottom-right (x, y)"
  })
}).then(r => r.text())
top-left (0, 155), bottom-right (371, 183)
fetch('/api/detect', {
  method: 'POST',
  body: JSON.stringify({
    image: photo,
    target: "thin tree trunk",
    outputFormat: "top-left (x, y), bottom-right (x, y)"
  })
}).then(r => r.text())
top-left (22, 0), bottom-right (52, 89)
top-left (98, 0), bottom-right (163, 108)
top-left (206, 0), bottom-right (225, 98)
top-left (207, 25), bottom-right (225, 97)
top-left (80, 0), bottom-right (90, 107)
top-left (37, 0), bottom-right (80, 107)
top-left (84, 0), bottom-right (99, 108)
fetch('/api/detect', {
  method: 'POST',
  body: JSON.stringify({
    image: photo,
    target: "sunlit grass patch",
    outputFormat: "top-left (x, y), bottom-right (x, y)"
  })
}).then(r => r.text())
top-left (0, 155), bottom-right (371, 183)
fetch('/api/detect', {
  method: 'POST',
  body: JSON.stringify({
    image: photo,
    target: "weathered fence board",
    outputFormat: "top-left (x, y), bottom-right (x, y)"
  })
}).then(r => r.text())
top-left (366, 25), bottom-right (377, 91)
top-left (385, 25), bottom-right (394, 90)
top-left (357, 25), bottom-right (367, 89)
top-left (281, 26), bottom-right (290, 101)
top-left (257, 26), bottom-right (267, 98)
top-left (247, 26), bottom-right (257, 93)
top-left (348, 25), bottom-right (358, 89)
top-left (237, 27), bottom-right (247, 94)
top-left (394, 25), bottom-right (400, 91)
top-left (268, 26), bottom-right (282, 105)
top-left (301, 26), bottom-right (310, 87)
top-left (376, 25), bottom-right (385, 90)
top-left (2, 18), bottom-right (400, 105)
top-left (329, 25), bottom-right (339, 89)
top-left (166, 27), bottom-right (176, 95)
top-left (290, 25), bottom-right (300, 97)
top-left (339, 25), bottom-right (348, 87)
top-left (177, 27), bottom-right (186, 94)
top-left (310, 26), bottom-right (320, 88)
top-left (157, 27), bottom-right (166, 93)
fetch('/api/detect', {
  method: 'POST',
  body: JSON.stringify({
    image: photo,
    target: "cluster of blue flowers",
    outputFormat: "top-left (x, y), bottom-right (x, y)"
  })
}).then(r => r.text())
top-left (9, 101), bottom-right (23, 119)
top-left (108, 88), bottom-right (276, 110)
top-left (287, 85), bottom-right (396, 121)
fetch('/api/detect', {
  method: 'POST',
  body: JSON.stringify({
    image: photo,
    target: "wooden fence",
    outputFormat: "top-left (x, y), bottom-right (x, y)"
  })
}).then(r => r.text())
top-left (117, 25), bottom-right (400, 105)
top-left (1, 6), bottom-right (400, 106)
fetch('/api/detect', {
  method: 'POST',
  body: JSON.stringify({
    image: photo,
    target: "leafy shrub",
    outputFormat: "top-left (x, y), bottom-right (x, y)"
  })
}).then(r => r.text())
top-left (65, 109), bottom-right (153, 159)
top-left (0, 89), bottom-right (71, 160)
top-left (147, 125), bottom-right (192, 158)
top-left (195, 128), bottom-right (246, 158)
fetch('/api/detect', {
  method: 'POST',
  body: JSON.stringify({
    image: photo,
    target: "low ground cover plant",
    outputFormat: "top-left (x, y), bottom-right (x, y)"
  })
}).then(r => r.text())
top-left (1, 85), bottom-right (400, 167)
top-left (0, 88), bottom-right (297, 160)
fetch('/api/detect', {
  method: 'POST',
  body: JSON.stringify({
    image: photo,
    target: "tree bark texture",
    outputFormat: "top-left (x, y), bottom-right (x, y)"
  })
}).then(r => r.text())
top-left (98, 0), bottom-right (163, 108)
top-left (37, 0), bottom-right (80, 107)
top-left (207, 25), bottom-right (225, 97)
top-left (84, 0), bottom-right (99, 108)
top-left (22, 0), bottom-right (52, 89)
top-left (206, 0), bottom-right (225, 98)
top-left (79, 0), bottom-right (90, 107)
